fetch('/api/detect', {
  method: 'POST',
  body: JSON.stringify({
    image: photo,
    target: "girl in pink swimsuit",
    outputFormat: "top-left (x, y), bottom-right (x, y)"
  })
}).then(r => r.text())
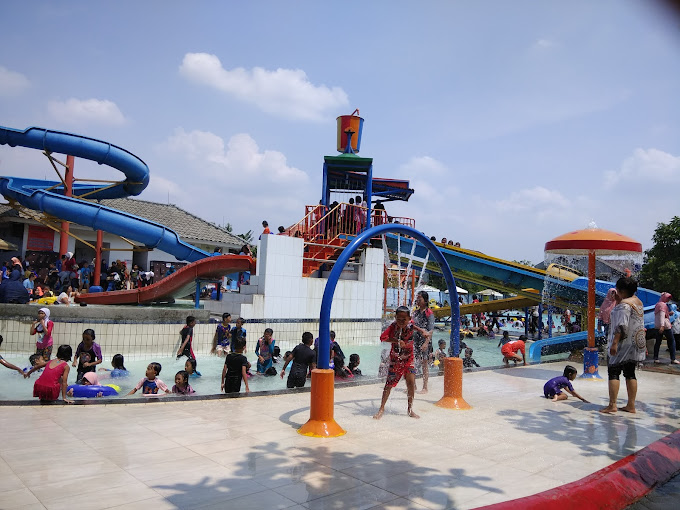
top-left (26, 345), bottom-right (73, 403)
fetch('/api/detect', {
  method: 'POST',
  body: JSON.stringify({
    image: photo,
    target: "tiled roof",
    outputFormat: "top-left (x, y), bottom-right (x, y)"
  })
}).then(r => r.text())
top-left (100, 198), bottom-right (246, 247)
top-left (0, 199), bottom-right (246, 248)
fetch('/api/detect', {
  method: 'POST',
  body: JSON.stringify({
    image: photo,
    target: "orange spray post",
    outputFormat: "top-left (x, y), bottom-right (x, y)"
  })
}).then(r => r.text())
top-left (435, 357), bottom-right (471, 410)
top-left (298, 369), bottom-right (346, 438)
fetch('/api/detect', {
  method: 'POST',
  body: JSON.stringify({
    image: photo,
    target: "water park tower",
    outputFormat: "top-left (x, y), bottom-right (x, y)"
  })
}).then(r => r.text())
top-left (321, 110), bottom-right (414, 230)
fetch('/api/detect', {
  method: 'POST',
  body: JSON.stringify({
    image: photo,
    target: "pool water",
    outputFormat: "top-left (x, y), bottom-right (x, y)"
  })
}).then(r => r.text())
top-left (0, 325), bottom-right (567, 401)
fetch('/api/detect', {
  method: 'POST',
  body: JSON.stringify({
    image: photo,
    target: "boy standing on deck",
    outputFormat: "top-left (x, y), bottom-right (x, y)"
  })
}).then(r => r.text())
top-left (374, 306), bottom-right (419, 420)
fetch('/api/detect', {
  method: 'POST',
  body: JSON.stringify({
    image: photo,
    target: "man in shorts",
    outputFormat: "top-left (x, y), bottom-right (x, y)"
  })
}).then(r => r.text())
top-left (502, 335), bottom-right (527, 366)
top-left (374, 306), bottom-right (419, 420)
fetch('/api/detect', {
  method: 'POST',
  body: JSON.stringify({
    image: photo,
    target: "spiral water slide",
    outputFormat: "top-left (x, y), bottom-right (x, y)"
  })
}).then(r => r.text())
top-left (0, 125), bottom-right (253, 304)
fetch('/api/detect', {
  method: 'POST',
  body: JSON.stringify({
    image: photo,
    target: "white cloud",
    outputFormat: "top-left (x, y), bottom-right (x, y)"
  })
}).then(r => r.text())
top-left (0, 66), bottom-right (31, 96)
top-left (496, 186), bottom-right (570, 213)
top-left (47, 98), bottom-right (126, 126)
top-left (151, 128), bottom-right (314, 234)
top-left (605, 148), bottom-right (680, 187)
top-left (179, 53), bottom-right (349, 121)
top-left (532, 39), bottom-right (557, 50)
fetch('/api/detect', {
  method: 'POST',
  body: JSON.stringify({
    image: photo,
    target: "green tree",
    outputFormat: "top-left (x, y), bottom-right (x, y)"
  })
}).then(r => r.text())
top-left (639, 216), bottom-right (680, 298)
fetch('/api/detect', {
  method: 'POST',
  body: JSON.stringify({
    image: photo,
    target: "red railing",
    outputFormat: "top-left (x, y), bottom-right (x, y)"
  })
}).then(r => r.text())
top-left (286, 202), bottom-right (416, 276)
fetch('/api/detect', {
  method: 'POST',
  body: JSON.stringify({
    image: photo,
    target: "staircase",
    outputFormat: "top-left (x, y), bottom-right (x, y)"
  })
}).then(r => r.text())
top-left (302, 237), bottom-right (350, 277)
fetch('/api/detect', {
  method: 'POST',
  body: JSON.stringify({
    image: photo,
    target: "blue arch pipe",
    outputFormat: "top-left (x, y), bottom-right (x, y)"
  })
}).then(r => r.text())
top-left (317, 224), bottom-right (461, 369)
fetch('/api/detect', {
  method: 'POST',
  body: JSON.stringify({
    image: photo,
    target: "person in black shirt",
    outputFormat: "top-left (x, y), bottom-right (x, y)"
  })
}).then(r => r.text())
top-left (281, 332), bottom-right (316, 388)
top-left (222, 337), bottom-right (249, 394)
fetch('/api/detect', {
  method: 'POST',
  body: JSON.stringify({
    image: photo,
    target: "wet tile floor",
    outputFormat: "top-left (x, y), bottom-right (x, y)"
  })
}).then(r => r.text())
top-left (0, 361), bottom-right (678, 509)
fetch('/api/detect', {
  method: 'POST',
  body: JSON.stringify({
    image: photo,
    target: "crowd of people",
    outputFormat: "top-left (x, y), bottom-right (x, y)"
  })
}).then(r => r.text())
top-left (1, 309), bottom-right (363, 403)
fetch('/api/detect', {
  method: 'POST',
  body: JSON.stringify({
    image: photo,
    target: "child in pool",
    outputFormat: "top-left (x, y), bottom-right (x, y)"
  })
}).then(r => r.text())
top-left (172, 370), bottom-right (195, 395)
top-left (374, 306), bottom-right (419, 420)
top-left (211, 312), bottom-right (231, 356)
top-left (281, 332), bottom-right (316, 388)
top-left (272, 346), bottom-right (282, 363)
top-left (72, 328), bottom-right (103, 382)
top-left (222, 337), bottom-right (250, 394)
top-left (185, 358), bottom-right (201, 378)
top-left (0, 335), bottom-right (25, 375)
top-left (23, 353), bottom-right (43, 374)
top-left (67, 372), bottom-right (105, 398)
top-left (435, 339), bottom-right (447, 372)
top-left (348, 353), bottom-right (362, 376)
top-left (463, 347), bottom-right (480, 368)
top-left (544, 365), bottom-right (589, 403)
top-left (27, 344), bottom-right (73, 403)
top-left (230, 318), bottom-right (247, 352)
top-left (497, 330), bottom-right (511, 347)
top-left (255, 328), bottom-right (275, 374)
top-left (127, 362), bottom-right (170, 395)
top-left (30, 307), bottom-right (54, 361)
top-left (98, 354), bottom-right (129, 378)
top-left (333, 355), bottom-right (353, 379)
top-left (177, 316), bottom-right (197, 363)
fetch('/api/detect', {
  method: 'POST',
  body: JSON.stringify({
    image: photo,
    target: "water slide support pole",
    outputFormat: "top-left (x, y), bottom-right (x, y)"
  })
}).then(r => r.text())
top-left (94, 230), bottom-right (103, 286)
top-left (195, 279), bottom-right (200, 309)
top-left (59, 155), bottom-right (74, 255)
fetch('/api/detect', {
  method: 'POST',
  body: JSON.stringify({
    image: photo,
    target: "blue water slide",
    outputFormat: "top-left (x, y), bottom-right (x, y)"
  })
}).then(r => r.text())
top-left (0, 126), bottom-right (209, 262)
top-left (383, 234), bottom-right (662, 359)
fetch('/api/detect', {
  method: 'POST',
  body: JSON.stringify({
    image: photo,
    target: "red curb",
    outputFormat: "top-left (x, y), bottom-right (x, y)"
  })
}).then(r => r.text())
top-left (474, 430), bottom-right (680, 510)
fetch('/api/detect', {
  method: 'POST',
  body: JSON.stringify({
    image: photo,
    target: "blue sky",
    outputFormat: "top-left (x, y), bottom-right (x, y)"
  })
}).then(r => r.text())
top-left (1, 1), bottom-right (679, 263)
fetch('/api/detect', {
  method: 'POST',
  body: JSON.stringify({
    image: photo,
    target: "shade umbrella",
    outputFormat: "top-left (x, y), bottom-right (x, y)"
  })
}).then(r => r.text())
top-left (479, 289), bottom-right (503, 297)
top-left (443, 287), bottom-right (468, 295)
top-left (545, 225), bottom-right (642, 378)
top-left (0, 237), bottom-right (17, 251)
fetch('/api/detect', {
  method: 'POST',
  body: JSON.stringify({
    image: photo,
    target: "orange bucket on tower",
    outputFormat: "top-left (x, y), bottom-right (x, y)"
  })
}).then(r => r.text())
top-left (336, 109), bottom-right (364, 153)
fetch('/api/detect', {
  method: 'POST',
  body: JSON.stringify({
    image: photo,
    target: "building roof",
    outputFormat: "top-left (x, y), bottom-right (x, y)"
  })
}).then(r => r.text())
top-left (0, 198), bottom-right (247, 248)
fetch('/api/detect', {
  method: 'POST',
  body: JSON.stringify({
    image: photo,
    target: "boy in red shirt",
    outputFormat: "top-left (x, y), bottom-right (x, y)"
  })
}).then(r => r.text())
top-left (502, 335), bottom-right (527, 366)
top-left (374, 306), bottom-right (419, 420)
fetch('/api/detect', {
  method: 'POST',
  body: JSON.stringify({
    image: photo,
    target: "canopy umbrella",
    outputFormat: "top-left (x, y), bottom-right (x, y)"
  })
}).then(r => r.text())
top-left (545, 225), bottom-right (641, 379)
top-left (479, 289), bottom-right (503, 297)
top-left (443, 287), bottom-right (468, 295)
top-left (0, 237), bottom-right (17, 251)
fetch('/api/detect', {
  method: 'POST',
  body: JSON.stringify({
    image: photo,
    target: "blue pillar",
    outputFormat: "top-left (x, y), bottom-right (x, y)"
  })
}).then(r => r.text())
top-left (547, 305), bottom-right (553, 338)
top-left (524, 308), bottom-right (529, 337)
top-left (365, 163), bottom-right (373, 230)
top-left (195, 279), bottom-right (200, 309)
top-left (537, 303), bottom-right (543, 340)
top-left (318, 224), bottom-right (461, 368)
top-left (322, 162), bottom-right (329, 207)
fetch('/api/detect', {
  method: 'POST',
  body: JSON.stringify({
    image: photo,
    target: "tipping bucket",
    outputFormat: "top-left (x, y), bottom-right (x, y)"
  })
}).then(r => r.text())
top-left (336, 110), bottom-right (364, 153)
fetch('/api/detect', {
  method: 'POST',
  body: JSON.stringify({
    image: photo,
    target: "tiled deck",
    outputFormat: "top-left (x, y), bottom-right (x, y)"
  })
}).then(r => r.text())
top-left (1, 361), bottom-right (678, 509)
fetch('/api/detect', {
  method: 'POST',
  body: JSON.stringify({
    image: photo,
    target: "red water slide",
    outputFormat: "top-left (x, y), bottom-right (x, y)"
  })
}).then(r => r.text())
top-left (75, 255), bottom-right (255, 305)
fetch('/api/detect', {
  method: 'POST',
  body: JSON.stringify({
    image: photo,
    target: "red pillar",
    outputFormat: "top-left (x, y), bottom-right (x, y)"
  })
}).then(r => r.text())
top-left (59, 155), bottom-right (74, 256)
top-left (587, 250), bottom-right (596, 348)
top-left (93, 229), bottom-right (103, 286)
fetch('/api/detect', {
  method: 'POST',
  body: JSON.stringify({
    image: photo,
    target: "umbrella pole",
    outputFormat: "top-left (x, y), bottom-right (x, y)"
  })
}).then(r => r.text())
top-left (582, 250), bottom-right (602, 379)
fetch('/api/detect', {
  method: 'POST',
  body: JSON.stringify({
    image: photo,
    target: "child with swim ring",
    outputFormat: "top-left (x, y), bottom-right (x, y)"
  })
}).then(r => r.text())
top-left (544, 365), bottom-right (589, 403)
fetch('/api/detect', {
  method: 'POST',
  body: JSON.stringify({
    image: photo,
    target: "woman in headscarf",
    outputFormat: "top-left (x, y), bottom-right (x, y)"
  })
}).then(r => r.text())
top-left (0, 258), bottom-right (30, 303)
top-left (599, 288), bottom-right (618, 339)
top-left (653, 292), bottom-right (678, 364)
top-left (31, 307), bottom-right (54, 361)
top-left (600, 277), bottom-right (646, 414)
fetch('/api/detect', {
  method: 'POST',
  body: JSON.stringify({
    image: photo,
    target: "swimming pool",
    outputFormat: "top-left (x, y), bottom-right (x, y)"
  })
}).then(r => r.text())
top-left (0, 328), bottom-right (568, 401)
